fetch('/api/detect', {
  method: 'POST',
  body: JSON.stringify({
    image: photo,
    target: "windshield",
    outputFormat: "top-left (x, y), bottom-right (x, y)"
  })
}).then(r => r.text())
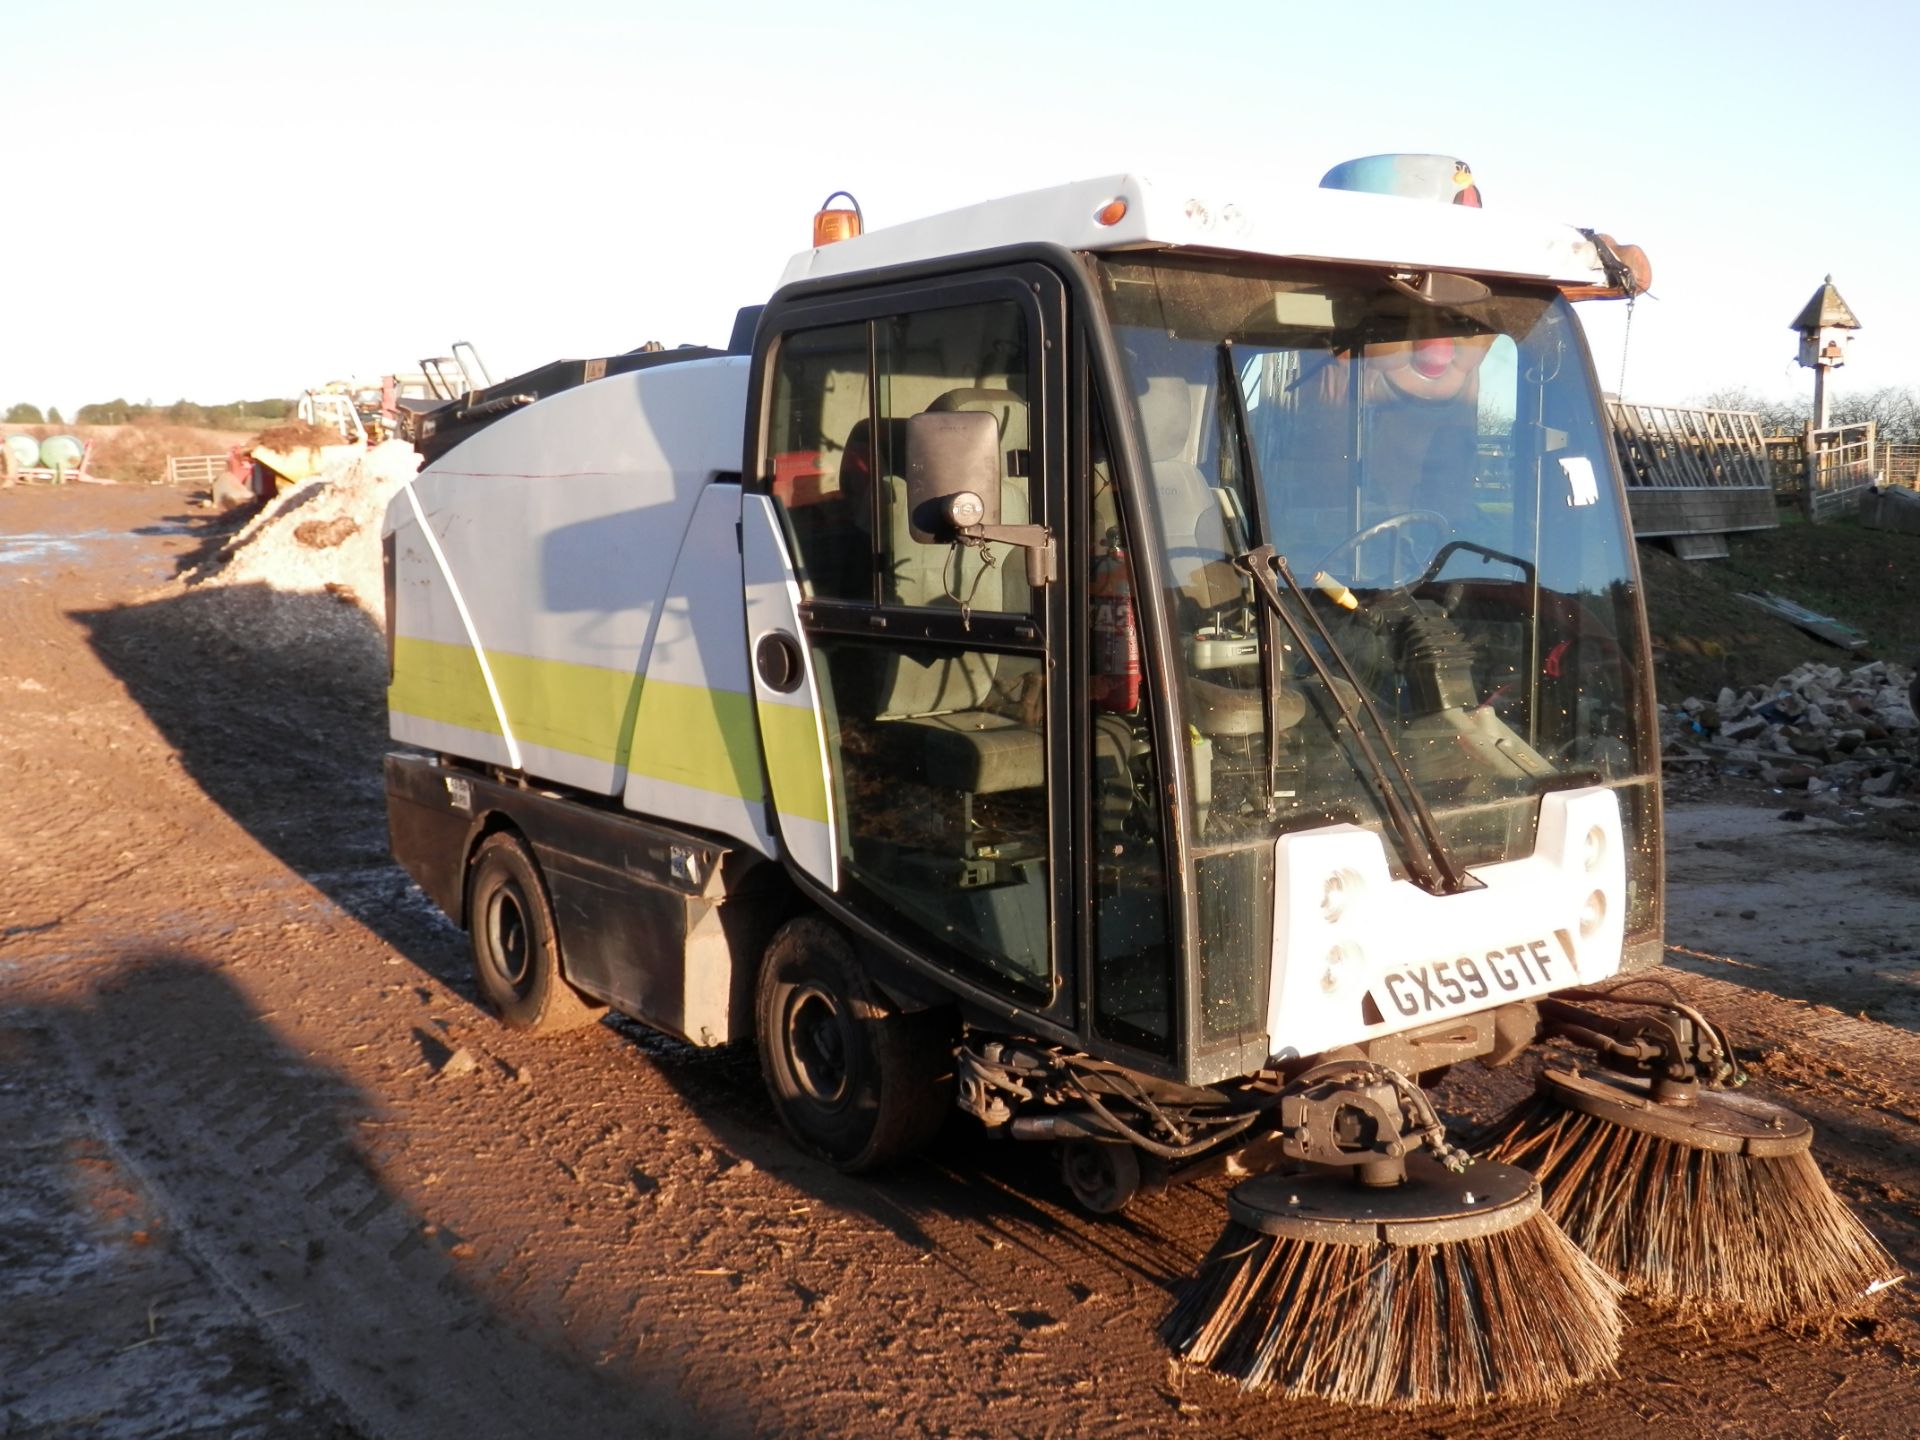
top-left (1098, 255), bottom-right (1658, 1042)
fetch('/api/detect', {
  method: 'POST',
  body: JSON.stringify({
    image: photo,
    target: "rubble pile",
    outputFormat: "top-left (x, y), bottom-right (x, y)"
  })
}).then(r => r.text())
top-left (1661, 659), bottom-right (1919, 808)
top-left (187, 439), bottom-right (420, 617)
top-left (161, 440), bottom-right (421, 668)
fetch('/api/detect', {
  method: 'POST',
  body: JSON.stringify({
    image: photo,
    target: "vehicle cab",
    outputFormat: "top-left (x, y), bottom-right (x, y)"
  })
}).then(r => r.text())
top-left (741, 167), bottom-right (1662, 1096)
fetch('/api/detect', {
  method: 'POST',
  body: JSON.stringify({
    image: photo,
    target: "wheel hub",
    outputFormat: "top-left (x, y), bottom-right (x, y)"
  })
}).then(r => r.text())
top-left (489, 886), bottom-right (532, 989)
top-left (1061, 1140), bottom-right (1142, 1215)
top-left (786, 985), bottom-right (850, 1107)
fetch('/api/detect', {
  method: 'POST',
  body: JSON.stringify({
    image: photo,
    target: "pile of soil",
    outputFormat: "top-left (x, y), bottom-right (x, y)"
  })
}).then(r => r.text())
top-left (251, 419), bottom-right (355, 452)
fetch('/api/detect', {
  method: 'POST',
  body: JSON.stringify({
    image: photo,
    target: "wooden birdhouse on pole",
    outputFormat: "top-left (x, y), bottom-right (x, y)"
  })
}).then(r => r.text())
top-left (1791, 275), bottom-right (1861, 432)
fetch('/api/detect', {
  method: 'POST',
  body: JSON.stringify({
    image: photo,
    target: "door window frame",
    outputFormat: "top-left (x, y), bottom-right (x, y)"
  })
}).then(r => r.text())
top-left (1069, 353), bottom-right (1181, 1062)
top-left (748, 263), bottom-right (1076, 1028)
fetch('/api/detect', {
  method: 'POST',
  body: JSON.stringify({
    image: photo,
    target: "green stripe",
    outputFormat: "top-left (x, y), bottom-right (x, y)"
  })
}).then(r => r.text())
top-left (389, 636), bottom-right (775, 806)
top-left (756, 699), bottom-right (831, 826)
top-left (629, 676), bottom-right (766, 803)
top-left (487, 648), bottom-right (643, 764)
top-left (389, 635), bottom-right (504, 737)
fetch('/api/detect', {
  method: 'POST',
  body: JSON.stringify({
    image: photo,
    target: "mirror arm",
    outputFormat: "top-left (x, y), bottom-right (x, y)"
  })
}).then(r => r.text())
top-left (963, 523), bottom-right (1057, 587)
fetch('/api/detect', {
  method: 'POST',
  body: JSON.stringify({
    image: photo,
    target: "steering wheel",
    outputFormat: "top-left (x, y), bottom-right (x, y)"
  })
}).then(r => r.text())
top-left (1312, 509), bottom-right (1451, 594)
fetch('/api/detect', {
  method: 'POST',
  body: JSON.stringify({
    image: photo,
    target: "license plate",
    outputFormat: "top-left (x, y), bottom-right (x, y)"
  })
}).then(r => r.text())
top-left (1371, 938), bottom-right (1568, 1023)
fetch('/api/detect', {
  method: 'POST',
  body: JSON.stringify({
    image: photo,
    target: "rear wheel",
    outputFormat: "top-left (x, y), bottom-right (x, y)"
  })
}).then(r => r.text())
top-left (755, 917), bottom-right (953, 1171)
top-left (467, 832), bottom-right (603, 1032)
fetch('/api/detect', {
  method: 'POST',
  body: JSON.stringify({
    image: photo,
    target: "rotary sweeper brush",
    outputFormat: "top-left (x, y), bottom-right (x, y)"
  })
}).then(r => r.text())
top-left (1160, 1061), bottom-right (1624, 1408)
top-left (1476, 986), bottom-right (1901, 1325)
top-left (379, 158), bottom-right (1895, 1412)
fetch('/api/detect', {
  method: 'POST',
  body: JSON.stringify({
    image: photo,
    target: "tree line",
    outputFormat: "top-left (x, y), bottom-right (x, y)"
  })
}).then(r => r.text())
top-left (3, 397), bottom-right (294, 429)
top-left (1691, 384), bottom-right (1920, 443)
top-left (5, 403), bottom-right (64, 424)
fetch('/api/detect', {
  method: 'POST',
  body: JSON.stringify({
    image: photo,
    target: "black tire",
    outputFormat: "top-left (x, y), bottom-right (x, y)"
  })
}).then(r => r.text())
top-left (1060, 1139), bottom-right (1142, 1216)
top-left (467, 832), bottom-right (603, 1032)
top-left (755, 916), bottom-right (954, 1172)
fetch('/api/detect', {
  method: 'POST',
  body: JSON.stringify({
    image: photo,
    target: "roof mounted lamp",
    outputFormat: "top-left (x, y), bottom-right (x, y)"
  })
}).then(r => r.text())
top-left (813, 191), bottom-right (864, 248)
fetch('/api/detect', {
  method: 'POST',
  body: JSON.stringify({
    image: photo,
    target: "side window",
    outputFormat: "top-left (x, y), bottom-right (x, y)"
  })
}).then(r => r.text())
top-left (875, 302), bottom-right (1034, 615)
top-left (1088, 405), bottom-right (1174, 1052)
top-left (817, 638), bottom-right (1051, 990)
top-left (767, 323), bottom-right (874, 602)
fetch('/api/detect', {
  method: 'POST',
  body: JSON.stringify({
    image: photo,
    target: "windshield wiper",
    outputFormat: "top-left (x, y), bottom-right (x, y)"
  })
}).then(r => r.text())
top-left (1214, 343), bottom-right (1297, 815)
top-left (1235, 545), bottom-right (1472, 895)
top-left (1215, 342), bottom-right (1471, 896)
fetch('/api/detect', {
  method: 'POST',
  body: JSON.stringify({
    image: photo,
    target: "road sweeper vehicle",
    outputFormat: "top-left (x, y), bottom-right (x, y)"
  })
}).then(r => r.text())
top-left (383, 158), bottom-right (1897, 1409)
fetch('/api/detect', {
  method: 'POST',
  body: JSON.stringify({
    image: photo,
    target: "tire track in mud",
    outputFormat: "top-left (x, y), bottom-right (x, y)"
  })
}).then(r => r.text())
top-left (49, 957), bottom-right (700, 1440)
top-left (0, 1019), bottom-right (364, 1439)
top-left (7, 486), bottom-right (1920, 1440)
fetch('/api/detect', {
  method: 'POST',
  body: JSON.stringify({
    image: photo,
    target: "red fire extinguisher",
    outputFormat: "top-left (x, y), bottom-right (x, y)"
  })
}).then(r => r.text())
top-left (1090, 529), bottom-right (1140, 714)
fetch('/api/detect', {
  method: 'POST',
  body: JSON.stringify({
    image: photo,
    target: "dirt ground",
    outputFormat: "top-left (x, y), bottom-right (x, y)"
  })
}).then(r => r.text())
top-left (3, 483), bottom-right (1918, 1440)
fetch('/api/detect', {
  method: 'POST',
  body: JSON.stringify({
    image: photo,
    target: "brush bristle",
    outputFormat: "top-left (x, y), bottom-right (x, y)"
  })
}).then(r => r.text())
top-left (1483, 1096), bottom-right (1902, 1325)
top-left (1162, 1210), bottom-right (1622, 1409)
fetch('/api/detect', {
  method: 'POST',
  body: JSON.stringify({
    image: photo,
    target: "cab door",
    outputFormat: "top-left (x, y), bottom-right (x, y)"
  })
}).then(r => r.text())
top-left (747, 267), bottom-right (1070, 1021)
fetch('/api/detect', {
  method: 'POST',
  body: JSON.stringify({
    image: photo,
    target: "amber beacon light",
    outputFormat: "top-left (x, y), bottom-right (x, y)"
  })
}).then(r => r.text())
top-left (813, 191), bottom-right (864, 247)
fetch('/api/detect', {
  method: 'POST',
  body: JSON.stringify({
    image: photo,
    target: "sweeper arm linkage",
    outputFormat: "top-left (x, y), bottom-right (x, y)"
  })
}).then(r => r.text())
top-left (1535, 987), bottom-right (1743, 1098)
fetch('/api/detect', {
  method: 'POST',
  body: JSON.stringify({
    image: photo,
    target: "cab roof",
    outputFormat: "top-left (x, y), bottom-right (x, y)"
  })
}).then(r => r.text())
top-left (778, 173), bottom-right (1612, 292)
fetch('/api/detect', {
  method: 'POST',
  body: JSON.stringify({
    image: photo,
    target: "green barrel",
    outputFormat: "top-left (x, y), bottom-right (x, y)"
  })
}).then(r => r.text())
top-left (39, 435), bottom-right (84, 471)
top-left (3, 434), bottom-right (39, 470)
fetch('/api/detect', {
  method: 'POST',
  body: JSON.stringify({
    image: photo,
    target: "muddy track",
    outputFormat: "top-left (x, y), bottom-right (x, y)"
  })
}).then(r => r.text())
top-left (4, 486), bottom-right (1918, 1439)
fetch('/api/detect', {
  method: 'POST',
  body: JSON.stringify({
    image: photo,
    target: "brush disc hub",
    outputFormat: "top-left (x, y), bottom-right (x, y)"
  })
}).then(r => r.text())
top-left (1225, 1151), bottom-right (1540, 1247)
top-left (1539, 1067), bottom-right (1813, 1158)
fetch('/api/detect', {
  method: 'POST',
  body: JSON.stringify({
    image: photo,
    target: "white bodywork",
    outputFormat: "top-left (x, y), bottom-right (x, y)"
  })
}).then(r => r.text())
top-left (385, 356), bottom-right (777, 856)
top-left (739, 493), bottom-right (838, 889)
top-left (1266, 787), bottom-right (1627, 1059)
top-left (780, 174), bottom-right (1614, 293)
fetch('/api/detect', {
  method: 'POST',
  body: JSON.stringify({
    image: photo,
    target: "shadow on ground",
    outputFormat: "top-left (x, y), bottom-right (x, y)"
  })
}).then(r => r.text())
top-left (77, 581), bottom-right (1171, 1302)
top-left (80, 582), bottom-right (464, 985)
top-left (2, 951), bottom-right (713, 1439)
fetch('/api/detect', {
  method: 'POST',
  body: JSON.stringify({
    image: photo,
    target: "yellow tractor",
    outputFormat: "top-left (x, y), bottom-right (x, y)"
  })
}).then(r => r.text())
top-left (246, 389), bottom-right (367, 496)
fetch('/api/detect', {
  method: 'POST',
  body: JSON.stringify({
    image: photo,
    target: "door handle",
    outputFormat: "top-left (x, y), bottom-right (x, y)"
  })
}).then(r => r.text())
top-left (755, 631), bottom-right (806, 694)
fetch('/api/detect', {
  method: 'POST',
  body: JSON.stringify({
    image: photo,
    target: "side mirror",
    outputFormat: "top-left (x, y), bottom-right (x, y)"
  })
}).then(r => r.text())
top-left (905, 410), bottom-right (1001, 543)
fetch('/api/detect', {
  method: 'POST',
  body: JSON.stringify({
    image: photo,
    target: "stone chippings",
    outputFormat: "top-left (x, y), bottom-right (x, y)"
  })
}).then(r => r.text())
top-left (1660, 660), bottom-right (1919, 807)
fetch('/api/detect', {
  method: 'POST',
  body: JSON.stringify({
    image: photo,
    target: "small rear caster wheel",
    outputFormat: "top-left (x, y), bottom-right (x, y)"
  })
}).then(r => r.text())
top-left (1061, 1139), bottom-right (1142, 1215)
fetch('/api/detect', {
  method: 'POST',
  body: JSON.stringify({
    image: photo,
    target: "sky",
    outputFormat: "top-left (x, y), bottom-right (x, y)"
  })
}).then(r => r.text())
top-left (6, 0), bottom-right (1918, 419)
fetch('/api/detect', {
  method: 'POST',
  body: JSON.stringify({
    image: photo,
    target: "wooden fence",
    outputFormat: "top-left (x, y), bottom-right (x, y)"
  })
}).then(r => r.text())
top-left (1761, 435), bottom-right (1806, 492)
top-left (1876, 441), bottom-right (1920, 489)
top-left (1804, 421), bottom-right (1879, 520)
top-left (166, 454), bottom-right (226, 487)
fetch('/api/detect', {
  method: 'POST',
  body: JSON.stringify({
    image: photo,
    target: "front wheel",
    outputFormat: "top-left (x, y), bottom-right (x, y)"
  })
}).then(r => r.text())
top-left (467, 832), bottom-right (604, 1032)
top-left (755, 917), bottom-right (953, 1172)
